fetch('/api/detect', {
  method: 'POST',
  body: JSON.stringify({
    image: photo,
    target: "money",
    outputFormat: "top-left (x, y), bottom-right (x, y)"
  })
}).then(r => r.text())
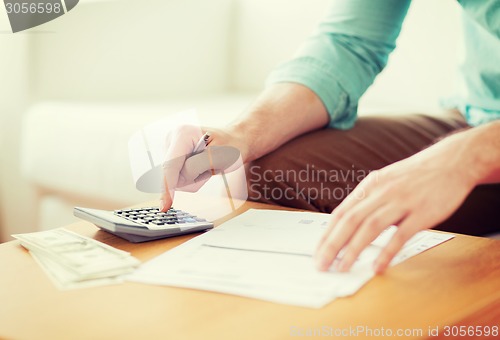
top-left (13, 229), bottom-right (140, 289)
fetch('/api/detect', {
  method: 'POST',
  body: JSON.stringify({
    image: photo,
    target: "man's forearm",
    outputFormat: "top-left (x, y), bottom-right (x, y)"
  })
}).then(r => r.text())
top-left (449, 120), bottom-right (500, 185)
top-left (468, 120), bottom-right (500, 184)
top-left (227, 83), bottom-right (329, 162)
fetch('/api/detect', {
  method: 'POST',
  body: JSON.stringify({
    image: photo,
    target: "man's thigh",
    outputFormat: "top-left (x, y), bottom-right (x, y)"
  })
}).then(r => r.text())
top-left (247, 111), bottom-right (500, 235)
top-left (248, 111), bottom-right (467, 211)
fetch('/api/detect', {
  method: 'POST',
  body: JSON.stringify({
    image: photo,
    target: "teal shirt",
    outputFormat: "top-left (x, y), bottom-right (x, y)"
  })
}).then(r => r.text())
top-left (267, 0), bottom-right (500, 129)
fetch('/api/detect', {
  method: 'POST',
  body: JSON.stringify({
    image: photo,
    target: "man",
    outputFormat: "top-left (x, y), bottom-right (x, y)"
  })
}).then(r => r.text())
top-left (160, 0), bottom-right (500, 274)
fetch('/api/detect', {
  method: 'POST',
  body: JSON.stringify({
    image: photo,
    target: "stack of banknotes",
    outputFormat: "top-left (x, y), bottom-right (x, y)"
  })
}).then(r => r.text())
top-left (13, 228), bottom-right (140, 290)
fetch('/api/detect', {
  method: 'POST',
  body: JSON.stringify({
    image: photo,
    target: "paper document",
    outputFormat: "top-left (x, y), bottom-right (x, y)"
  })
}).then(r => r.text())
top-left (127, 209), bottom-right (454, 308)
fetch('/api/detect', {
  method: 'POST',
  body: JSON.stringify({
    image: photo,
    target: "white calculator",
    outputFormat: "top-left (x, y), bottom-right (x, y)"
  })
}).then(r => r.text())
top-left (74, 206), bottom-right (213, 243)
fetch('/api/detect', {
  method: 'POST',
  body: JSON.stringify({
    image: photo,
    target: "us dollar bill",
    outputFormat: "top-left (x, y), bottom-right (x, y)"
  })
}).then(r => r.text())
top-left (13, 229), bottom-right (140, 279)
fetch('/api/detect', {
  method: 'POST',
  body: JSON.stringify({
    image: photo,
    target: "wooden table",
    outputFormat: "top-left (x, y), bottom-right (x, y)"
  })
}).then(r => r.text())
top-left (1, 195), bottom-right (499, 339)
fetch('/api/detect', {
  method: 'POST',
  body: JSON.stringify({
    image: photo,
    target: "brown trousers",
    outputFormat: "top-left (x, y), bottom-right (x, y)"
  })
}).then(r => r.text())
top-left (247, 111), bottom-right (500, 236)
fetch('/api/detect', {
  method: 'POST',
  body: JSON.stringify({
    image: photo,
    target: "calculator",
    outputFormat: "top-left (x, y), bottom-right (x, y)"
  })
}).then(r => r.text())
top-left (74, 206), bottom-right (214, 243)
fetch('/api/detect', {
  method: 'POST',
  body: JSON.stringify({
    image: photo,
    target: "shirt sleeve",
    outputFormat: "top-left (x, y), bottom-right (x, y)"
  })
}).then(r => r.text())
top-left (458, 0), bottom-right (500, 38)
top-left (266, 0), bottom-right (411, 129)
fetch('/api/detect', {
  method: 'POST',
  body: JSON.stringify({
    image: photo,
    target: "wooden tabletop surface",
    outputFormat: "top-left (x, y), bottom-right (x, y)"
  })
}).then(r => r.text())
top-left (1, 195), bottom-right (499, 339)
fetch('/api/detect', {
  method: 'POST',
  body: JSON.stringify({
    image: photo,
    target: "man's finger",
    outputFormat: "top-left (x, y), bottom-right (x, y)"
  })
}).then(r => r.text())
top-left (160, 155), bottom-right (187, 211)
top-left (177, 177), bottom-right (209, 193)
top-left (373, 218), bottom-right (417, 274)
top-left (336, 204), bottom-right (406, 272)
top-left (315, 210), bottom-right (341, 257)
top-left (315, 177), bottom-right (374, 255)
top-left (315, 193), bottom-right (385, 271)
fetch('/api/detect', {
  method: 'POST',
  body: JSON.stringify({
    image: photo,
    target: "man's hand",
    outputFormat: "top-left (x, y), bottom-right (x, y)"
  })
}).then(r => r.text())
top-left (160, 126), bottom-right (248, 212)
top-left (314, 124), bottom-right (498, 274)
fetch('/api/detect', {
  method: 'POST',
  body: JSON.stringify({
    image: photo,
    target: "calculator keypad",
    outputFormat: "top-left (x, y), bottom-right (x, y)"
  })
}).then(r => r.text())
top-left (114, 207), bottom-right (208, 230)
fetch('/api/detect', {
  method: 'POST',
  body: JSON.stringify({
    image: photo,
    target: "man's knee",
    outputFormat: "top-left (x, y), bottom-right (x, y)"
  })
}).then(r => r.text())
top-left (246, 156), bottom-right (292, 205)
top-left (246, 152), bottom-right (355, 212)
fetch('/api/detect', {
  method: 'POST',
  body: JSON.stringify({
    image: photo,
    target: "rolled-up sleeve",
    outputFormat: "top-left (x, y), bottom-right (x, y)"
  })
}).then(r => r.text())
top-left (266, 0), bottom-right (411, 129)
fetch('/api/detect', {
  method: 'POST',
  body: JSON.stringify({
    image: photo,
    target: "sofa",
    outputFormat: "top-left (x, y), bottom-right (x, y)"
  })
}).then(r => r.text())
top-left (1, 0), bottom-right (464, 239)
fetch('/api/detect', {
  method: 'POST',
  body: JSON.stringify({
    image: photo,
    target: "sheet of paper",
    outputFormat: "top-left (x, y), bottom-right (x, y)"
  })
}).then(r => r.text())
top-left (127, 209), bottom-right (454, 308)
